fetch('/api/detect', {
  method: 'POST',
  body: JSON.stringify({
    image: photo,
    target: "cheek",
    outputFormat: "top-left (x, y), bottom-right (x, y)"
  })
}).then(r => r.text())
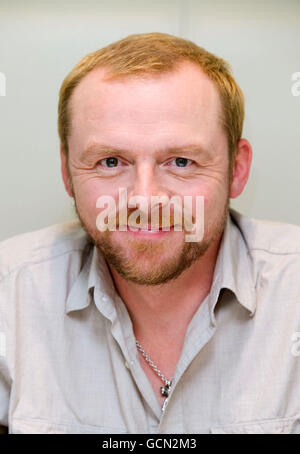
top-left (74, 179), bottom-right (116, 222)
top-left (188, 180), bottom-right (228, 221)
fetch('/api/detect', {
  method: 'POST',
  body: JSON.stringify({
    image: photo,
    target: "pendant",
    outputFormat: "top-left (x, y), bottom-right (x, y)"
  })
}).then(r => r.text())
top-left (161, 396), bottom-right (169, 413)
top-left (160, 385), bottom-right (170, 397)
top-left (160, 379), bottom-right (173, 412)
top-left (160, 379), bottom-right (172, 397)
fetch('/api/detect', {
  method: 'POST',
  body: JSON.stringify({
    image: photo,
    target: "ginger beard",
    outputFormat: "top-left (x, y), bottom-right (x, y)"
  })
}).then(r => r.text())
top-left (73, 193), bottom-right (230, 286)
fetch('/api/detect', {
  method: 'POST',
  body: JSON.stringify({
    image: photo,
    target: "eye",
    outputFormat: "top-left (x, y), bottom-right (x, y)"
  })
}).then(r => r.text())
top-left (171, 157), bottom-right (193, 168)
top-left (99, 157), bottom-right (120, 168)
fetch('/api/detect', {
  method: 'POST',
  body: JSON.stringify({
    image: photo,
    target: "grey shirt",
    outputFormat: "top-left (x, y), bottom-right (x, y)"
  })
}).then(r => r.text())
top-left (1, 208), bottom-right (300, 434)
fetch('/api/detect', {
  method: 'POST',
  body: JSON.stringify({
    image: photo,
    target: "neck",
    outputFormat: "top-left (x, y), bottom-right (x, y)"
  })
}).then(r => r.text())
top-left (106, 232), bottom-right (223, 342)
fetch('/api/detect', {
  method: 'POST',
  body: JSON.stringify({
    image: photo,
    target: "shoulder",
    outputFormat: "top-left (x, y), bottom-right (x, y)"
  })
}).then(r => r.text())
top-left (229, 208), bottom-right (300, 255)
top-left (230, 208), bottom-right (300, 301)
top-left (0, 220), bottom-right (91, 281)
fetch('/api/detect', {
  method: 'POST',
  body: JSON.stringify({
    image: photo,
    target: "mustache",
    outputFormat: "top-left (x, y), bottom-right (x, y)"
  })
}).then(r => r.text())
top-left (110, 208), bottom-right (196, 231)
top-left (117, 211), bottom-right (179, 229)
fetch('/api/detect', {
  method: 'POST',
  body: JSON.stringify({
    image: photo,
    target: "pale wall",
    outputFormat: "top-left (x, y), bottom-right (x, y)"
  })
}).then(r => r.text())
top-left (0, 0), bottom-right (299, 240)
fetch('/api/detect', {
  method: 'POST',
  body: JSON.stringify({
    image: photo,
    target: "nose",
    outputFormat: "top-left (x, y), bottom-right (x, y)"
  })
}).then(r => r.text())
top-left (127, 161), bottom-right (170, 221)
top-left (128, 160), bottom-right (168, 202)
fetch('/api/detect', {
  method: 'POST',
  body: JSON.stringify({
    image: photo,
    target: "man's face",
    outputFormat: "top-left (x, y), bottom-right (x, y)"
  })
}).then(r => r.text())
top-left (65, 62), bottom-right (231, 285)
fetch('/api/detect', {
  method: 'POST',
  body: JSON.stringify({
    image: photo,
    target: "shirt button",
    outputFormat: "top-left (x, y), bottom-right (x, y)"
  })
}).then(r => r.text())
top-left (125, 361), bottom-right (130, 370)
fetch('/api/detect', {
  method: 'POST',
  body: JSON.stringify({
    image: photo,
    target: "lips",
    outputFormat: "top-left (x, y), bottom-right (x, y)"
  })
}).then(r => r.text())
top-left (128, 224), bottom-right (174, 232)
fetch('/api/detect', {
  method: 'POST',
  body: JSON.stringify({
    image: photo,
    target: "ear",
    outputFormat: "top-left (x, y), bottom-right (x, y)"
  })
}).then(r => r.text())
top-left (229, 138), bottom-right (252, 199)
top-left (60, 144), bottom-right (74, 198)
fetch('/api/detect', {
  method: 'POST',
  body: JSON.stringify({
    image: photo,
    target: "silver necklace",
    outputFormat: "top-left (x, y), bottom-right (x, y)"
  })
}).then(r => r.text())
top-left (135, 339), bottom-right (173, 412)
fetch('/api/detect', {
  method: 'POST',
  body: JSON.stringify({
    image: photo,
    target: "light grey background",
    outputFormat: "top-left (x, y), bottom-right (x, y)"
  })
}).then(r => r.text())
top-left (0, 0), bottom-right (299, 241)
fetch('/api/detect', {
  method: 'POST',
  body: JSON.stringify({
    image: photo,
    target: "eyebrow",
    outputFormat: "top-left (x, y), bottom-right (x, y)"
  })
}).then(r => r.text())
top-left (79, 145), bottom-right (127, 162)
top-left (79, 142), bottom-right (212, 162)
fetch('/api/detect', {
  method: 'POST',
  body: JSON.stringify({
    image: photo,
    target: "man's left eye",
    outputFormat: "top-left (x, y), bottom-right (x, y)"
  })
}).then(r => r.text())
top-left (171, 157), bottom-right (193, 167)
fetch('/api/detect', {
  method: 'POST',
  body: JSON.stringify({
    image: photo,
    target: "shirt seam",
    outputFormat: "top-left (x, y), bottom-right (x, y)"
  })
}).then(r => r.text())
top-left (248, 248), bottom-right (300, 255)
top-left (11, 416), bottom-right (128, 433)
top-left (211, 413), bottom-right (300, 429)
top-left (0, 247), bottom-right (87, 284)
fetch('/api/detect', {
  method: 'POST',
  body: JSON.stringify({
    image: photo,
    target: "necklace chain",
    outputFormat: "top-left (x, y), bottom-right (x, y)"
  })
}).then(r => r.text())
top-left (135, 339), bottom-right (173, 413)
top-left (135, 340), bottom-right (172, 386)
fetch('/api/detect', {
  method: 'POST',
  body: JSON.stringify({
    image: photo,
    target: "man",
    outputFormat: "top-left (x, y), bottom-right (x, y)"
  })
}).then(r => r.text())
top-left (1, 32), bottom-right (300, 434)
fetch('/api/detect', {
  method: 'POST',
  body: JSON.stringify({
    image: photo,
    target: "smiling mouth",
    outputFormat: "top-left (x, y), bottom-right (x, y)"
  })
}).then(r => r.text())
top-left (130, 227), bottom-right (172, 233)
top-left (119, 224), bottom-right (176, 233)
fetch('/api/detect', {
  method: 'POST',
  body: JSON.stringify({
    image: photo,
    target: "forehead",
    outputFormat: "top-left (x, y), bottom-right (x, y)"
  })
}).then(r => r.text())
top-left (68, 61), bottom-right (224, 151)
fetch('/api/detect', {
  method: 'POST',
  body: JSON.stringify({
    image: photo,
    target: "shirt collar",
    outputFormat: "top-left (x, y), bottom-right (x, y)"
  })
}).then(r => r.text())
top-left (66, 208), bottom-right (257, 321)
top-left (207, 207), bottom-right (257, 326)
top-left (65, 243), bottom-right (116, 314)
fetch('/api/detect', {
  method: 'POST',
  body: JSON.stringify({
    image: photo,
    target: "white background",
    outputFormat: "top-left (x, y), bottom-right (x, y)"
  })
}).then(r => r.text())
top-left (0, 0), bottom-right (299, 241)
